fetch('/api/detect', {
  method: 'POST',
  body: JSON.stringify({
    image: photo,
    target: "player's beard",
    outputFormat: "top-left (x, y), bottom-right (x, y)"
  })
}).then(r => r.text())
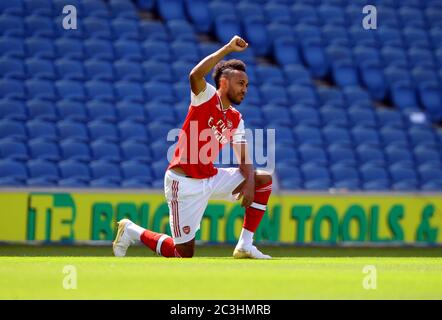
top-left (227, 90), bottom-right (243, 105)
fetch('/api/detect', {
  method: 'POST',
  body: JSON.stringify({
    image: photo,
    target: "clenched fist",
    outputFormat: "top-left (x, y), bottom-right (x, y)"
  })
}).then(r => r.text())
top-left (227, 35), bottom-right (248, 52)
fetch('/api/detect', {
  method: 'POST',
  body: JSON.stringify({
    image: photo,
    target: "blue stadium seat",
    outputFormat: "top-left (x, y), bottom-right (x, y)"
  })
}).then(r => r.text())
top-left (26, 79), bottom-right (56, 100)
top-left (56, 100), bottom-right (88, 122)
top-left (170, 60), bottom-right (192, 82)
top-left (260, 85), bottom-right (289, 105)
top-left (351, 125), bottom-right (381, 145)
top-left (109, 0), bottom-right (137, 19)
top-left (208, 1), bottom-right (237, 21)
top-left (111, 18), bottom-right (140, 40)
top-left (287, 85), bottom-right (318, 106)
top-left (360, 164), bottom-right (390, 190)
top-left (382, 47), bottom-right (408, 68)
top-left (114, 40), bottom-right (143, 61)
top-left (28, 139), bottom-right (60, 162)
top-left (0, 36), bottom-right (24, 58)
top-left (264, 3), bottom-right (291, 24)
top-left (389, 164), bottom-right (418, 185)
top-left (25, 16), bottom-right (53, 39)
top-left (243, 84), bottom-right (261, 105)
top-left (267, 23), bottom-right (293, 41)
top-left (55, 80), bottom-right (86, 101)
top-left (414, 146), bottom-right (441, 166)
top-left (0, 119), bottom-right (26, 140)
top-left (322, 125), bottom-right (352, 146)
top-left (294, 125), bottom-right (323, 146)
top-left (418, 82), bottom-right (442, 122)
top-left (84, 39), bottom-right (114, 61)
top-left (403, 27), bottom-right (431, 48)
top-left (121, 160), bottom-right (153, 187)
top-left (157, 0), bottom-right (186, 21)
top-left (262, 105), bottom-right (291, 126)
top-left (170, 40), bottom-right (199, 63)
top-left (376, 108), bottom-right (405, 128)
top-left (418, 166), bottom-right (442, 186)
top-left (118, 120), bottom-right (148, 142)
top-left (57, 120), bottom-right (88, 141)
top-left (256, 65), bottom-right (286, 85)
top-left (85, 80), bottom-right (115, 101)
top-left (54, 38), bottom-right (84, 60)
top-left (356, 144), bottom-right (386, 166)
top-left (276, 144), bottom-right (298, 165)
top-left (409, 49), bottom-right (436, 68)
top-left (237, 1), bottom-right (265, 20)
top-left (83, 16), bottom-right (112, 40)
top-left (331, 164), bottom-right (360, 188)
top-left (291, 4), bottom-right (319, 25)
top-left (318, 4), bottom-right (346, 25)
top-left (390, 82), bottom-right (419, 110)
top-left (408, 126), bottom-right (437, 147)
top-left (142, 40), bottom-right (171, 62)
top-left (25, 58), bottom-right (55, 80)
top-left (320, 106), bottom-right (349, 127)
top-left (331, 59), bottom-right (359, 87)
top-left (88, 121), bottom-right (118, 142)
top-left (116, 101), bottom-right (145, 122)
top-left (242, 16), bottom-right (270, 56)
top-left (0, 57), bottom-right (25, 80)
top-left (0, 79), bottom-right (25, 100)
top-left (301, 164), bottom-right (331, 190)
top-left (145, 102), bottom-right (176, 124)
top-left (377, 27), bottom-right (404, 47)
top-left (151, 159), bottom-right (169, 179)
top-left (273, 37), bottom-right (301, 66)
top-left (90, 159), bottom-right (122, 185)
top-left (0, 159), bottom-right (27, 186)
top-left (173, 82), bottom-right (191, 102)
top-left (147, 121), bottom-right (177, 143)
top-left (0, 139), bottom-right (28, 161)
top-left (60, 139), bottom-right (91, 162)
top-left (121, 140), bottom-right (152, 163)
top-left (322, 24), bottom-right (350, 46)
top-left (317, 87), bottom-right (345, 108)
top-left (327, 144), bottom-right (357, 166)
top-left (348, 107), bottom-right (376, 127)
top-left (58, 159), bottom-right (91, 184)
top-left (298, 144), bottom-right (327, 165)
top-left (54, 59), bottom-right (85, 81)
top-left (144, 82), bottom-right (175, 103)
top-left (24, 0), bottom-right (53, 16)
top-left (277, 165), bottom-right (302, 190)
top-left (84, 59), bottom-right (114, 81)
top-left (326, 45), bottom-right (352, 64)
top-left (284, 64), bottom-right (312, 86)
top-left (299, 41), bottom-right (327, 77)
top-left (0, 99), bottom-right (26, 121)
top-left (25, 37), bottom-right (55, 59)
top-left (349, 25), bottom-right (377, 47)
top-left (91, 140), bottom-right (121, 162)
top-left (87, 100), bottom-right (117, 123)
top-left (353, 45), bottom-right (381, 66)
top-left (385, 144), bottom-right (414, 167)
top-left (290, 106), bottom-right (320, 126)
top-left (184, 0), bottom-right (211, 33)
top-left (115, 81), bottom-right (144, 102)
top-left (26, 120), bottom-right (56, 141)
top-left (27, 159), bottom-right (59, 186)
top-left (27, 99), bottom-right (57, 121)
top-left (359, 61), bottom-right (387, 100)
top-left (114, 60), bottom-right (143, 82)
top-left (167, 20), bottom-right (196, 42)
top-left (139, 20), bottom-right (169, 42)
top-left (343, 86), bottom-right (372, 107)
top-left (150, 140), bottom-right (171, 162)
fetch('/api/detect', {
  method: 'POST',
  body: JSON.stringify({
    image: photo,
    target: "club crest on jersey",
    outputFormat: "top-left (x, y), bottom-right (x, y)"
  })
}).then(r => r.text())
top-left (227, 120), bottom-right (233, 128)
top-left (183, 226), bottom-right (191, 234)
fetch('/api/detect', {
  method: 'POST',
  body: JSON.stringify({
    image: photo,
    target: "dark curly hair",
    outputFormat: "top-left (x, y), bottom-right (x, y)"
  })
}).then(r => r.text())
top-left (212, 59), bottom-right (246, 89)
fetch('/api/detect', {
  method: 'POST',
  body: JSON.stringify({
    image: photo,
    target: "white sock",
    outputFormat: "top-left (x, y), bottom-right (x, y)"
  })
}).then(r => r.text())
top-left (126, 222), bottom-right (145, 242)
top-left (237, 228), bottom-right (254, 249)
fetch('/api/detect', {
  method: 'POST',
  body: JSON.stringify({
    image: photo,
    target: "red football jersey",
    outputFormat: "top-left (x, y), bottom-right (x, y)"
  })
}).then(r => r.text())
top-left (168, 83), bottom-right (246, 179)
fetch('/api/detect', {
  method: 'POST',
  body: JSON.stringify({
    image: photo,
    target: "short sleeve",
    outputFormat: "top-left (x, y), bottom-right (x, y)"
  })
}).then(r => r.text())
top-left (191, 83), bottom-right (217, 106)
top-left (232, 119), bottom-right (247, 144)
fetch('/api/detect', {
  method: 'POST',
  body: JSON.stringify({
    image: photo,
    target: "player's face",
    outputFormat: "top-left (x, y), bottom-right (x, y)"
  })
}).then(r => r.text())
top-left (227, 71), bottom-right (248, 105)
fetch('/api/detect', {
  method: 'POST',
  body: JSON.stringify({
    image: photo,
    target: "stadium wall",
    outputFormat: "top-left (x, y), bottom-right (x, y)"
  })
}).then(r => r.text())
top-left (0, 190), bottom-right (441, 245)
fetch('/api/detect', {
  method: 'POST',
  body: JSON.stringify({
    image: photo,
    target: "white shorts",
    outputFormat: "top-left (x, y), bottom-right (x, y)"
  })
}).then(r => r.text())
top-left (164, 168), bottom-right (245, 244)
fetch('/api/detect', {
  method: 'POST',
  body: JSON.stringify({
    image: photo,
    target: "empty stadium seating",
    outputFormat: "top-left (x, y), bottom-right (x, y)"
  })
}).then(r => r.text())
top-left (0, 0), bottom-right (441, 191)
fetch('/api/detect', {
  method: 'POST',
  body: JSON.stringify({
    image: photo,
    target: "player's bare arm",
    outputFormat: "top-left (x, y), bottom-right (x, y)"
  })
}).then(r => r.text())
top-left (189, 35), bottom-right (248, 95)
top-left (233, 142), bottom-right (255, 208)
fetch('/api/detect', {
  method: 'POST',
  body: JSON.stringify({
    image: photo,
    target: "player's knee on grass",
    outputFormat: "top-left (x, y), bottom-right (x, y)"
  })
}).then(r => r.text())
top-left (175, 242), bottom-right (195, 258)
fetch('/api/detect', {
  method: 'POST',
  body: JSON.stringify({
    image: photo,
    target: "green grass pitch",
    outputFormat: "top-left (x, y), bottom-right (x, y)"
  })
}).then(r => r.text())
top-left (1, 245), bottom-right (442, 299)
